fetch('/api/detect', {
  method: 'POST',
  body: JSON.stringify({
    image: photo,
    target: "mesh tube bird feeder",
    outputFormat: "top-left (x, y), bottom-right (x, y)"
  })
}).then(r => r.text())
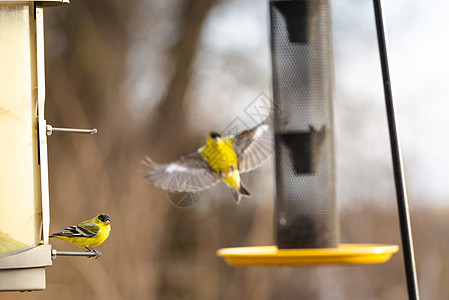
top-left (217, 0), bottom-right (399, 266)
top-left (271, 0), bottom-right (337, 249)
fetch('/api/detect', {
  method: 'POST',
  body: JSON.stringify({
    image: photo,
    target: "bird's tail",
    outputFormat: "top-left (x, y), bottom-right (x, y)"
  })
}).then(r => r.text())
top-left (240, 182), bottom-right (251, 197)
top-left (49, 234), bottom-right (59, 239)
top-left (231, 182), bottom-right (252, 204)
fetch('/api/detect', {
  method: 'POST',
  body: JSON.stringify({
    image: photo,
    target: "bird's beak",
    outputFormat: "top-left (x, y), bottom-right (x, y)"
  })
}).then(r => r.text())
top-left (106, 220), bottom-right (111, 225)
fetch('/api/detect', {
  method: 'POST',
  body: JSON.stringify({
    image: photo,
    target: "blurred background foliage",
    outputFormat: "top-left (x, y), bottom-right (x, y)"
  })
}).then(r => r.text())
top-left (4, 0), bottom-right (449, 299)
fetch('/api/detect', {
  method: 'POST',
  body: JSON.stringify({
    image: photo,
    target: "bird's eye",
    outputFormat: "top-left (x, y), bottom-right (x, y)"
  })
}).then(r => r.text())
top-left (210, 132), bottom-right (221, 139)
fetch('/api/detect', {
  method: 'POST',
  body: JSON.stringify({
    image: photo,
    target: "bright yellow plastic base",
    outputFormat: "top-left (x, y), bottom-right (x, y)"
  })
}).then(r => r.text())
top-left (217, 244), bottom-right (399, 266)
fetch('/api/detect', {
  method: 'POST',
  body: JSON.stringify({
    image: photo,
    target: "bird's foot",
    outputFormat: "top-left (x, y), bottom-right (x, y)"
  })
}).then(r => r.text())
top-left (85, 246), bottom-right (102, 259)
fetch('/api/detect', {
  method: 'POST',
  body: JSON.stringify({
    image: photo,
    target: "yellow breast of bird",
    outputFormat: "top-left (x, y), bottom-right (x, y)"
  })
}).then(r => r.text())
top-left (201, 137), bottom-right (238, 174)
top-left (87, 224), bottom-right (111, 247)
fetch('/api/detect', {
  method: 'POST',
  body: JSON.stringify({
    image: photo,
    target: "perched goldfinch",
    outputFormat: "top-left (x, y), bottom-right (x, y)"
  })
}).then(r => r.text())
top-left (50, 213), bottom-right (111, 256)
top-left (144, 114), bottom-right (273, 203)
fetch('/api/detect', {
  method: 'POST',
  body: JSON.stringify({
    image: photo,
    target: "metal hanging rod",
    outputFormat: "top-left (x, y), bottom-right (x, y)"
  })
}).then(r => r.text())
top-left (46, 124), bottom-right (97, 136)
top-left (372, 0), bottom-right (419, 299)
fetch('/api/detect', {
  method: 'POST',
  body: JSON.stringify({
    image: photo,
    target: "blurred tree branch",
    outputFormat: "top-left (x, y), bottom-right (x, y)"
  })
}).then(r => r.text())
top-left (148, 0), bottom-right (218, 158)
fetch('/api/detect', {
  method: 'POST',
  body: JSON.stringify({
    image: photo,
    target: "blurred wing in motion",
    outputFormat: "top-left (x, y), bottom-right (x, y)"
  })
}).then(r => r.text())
top-left (233, 116), bottom-right (274, 173)
top-left (143, 152), bottom-right (221, 193)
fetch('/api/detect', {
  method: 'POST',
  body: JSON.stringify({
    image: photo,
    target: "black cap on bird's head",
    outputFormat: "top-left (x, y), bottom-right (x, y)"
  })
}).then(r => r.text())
top-left (210, 131), bottom-right (222, 141)
top-left (98, 213), bottom-right (111, 224)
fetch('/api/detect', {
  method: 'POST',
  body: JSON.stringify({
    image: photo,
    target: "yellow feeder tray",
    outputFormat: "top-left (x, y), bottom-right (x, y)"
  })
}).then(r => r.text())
top-left (217, 244), bottom-right (399, 266)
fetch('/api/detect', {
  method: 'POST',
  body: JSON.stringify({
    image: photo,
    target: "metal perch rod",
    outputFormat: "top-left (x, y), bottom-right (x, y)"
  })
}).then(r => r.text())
top-left (51, 249), bottom-right (101, 259)
top-left (46, 124), bottom-right (97, 136)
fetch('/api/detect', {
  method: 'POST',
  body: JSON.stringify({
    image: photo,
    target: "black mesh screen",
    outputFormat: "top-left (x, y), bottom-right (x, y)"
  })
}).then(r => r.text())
top-left (270, 0), bottom-right (339, 248)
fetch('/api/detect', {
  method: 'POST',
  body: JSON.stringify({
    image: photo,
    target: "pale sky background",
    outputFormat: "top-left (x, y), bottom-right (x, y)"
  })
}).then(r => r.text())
top-left (126, 0), bottom-right (449, 209)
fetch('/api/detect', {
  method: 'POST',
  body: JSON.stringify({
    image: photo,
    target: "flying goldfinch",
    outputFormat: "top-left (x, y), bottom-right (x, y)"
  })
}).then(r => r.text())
top-left (49, 213), bottom-right (111, 256)
top-left (144, 113), bottom-right (273, 203)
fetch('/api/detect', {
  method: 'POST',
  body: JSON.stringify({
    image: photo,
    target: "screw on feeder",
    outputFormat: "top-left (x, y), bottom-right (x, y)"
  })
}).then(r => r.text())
top-left (46, 124), bottom-right (98, 136)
